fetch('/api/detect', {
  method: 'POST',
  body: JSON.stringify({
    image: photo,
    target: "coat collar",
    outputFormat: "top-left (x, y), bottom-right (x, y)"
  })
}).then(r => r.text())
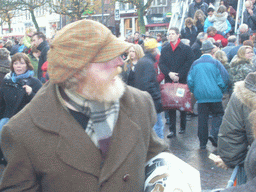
top-left (235, 72), bottom-right (256, 110)
top-left (28, 82), bottom-right (140, 183)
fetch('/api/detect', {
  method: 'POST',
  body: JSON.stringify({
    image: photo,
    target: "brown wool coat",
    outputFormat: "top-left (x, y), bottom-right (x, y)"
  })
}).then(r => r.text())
top-left (0, 82), bottom-right (168, 191)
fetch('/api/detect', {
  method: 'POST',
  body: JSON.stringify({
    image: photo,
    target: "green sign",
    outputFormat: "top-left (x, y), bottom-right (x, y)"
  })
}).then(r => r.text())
top-left (166, 12), bottom-right (172, 18)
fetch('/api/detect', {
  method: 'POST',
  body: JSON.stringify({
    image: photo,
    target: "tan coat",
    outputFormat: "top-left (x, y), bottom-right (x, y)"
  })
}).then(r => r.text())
top-left (0, 82), bottom-right (168, 191)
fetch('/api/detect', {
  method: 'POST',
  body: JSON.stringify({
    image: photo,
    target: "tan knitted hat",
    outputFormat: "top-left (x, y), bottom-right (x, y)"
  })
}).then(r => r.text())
top-left (48, 19), bottom-right (132, 83)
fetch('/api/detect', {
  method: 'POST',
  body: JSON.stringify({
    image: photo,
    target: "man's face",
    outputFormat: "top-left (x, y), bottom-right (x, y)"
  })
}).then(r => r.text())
top-left (195, 0), bottom-right (201, 3)
top-left (168, 30), bottom-right (179, 44)
top-left (31, 35), bottom-right (42, 47)
top-left (76, 56), bottom-right (125, 102)
top-left (134, 33), bottom-right (140, 40)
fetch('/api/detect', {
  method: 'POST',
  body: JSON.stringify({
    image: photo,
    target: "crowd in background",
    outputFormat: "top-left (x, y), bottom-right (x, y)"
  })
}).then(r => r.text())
top-left (121, 0), bottom-right (256, 190)
top-left (0, 0), bottom-right (256, 190)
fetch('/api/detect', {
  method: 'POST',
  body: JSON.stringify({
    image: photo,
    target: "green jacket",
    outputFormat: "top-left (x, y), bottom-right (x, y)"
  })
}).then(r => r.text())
top-left (28, 54), bottom-right (39, 78)
top-left (229, 57), bottom-right (255, 87)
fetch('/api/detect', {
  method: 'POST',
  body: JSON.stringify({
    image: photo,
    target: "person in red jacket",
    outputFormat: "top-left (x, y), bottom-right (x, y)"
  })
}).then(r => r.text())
top-left (207, 26), bottom-right (228, 47)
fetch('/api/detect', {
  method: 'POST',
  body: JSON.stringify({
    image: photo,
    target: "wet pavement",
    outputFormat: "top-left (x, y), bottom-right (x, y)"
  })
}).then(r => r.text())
top-left (163, 112), bottom-right (233, 191)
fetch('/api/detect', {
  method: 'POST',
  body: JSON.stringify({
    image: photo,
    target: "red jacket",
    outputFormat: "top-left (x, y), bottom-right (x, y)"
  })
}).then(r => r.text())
top-left (208, 34), bottom-right (228, 47)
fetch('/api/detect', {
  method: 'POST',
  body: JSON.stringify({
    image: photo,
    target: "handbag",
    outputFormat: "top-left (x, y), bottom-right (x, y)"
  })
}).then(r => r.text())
top-left (160, 82), bottom-right (192, 112)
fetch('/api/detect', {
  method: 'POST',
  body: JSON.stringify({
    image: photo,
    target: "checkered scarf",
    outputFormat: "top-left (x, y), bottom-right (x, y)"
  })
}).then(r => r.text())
top-left (63, 89), bottom-right (120, 148)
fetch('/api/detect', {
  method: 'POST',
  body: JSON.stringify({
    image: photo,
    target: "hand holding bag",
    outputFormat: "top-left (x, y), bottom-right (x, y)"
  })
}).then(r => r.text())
top-left (160, 82), bottom-right (192, 112)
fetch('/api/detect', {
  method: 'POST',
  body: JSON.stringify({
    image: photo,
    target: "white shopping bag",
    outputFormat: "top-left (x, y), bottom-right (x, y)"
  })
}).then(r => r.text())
top-left (144, 152), bottom-right (201, 192)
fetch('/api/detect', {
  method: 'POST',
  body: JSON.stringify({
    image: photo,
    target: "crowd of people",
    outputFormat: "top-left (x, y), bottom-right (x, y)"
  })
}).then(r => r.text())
top-left (0, 0), bottom-right (255, 190)
top-left (120, 0), bottom-right (256, 190)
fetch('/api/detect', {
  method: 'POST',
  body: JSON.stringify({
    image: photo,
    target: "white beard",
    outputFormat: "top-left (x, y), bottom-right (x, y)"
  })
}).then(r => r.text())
top-left (80, 76), bottom-right (125, 103)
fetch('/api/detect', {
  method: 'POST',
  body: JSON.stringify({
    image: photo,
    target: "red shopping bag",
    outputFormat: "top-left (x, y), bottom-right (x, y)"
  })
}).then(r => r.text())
top-left (160, 83), bottom-right (192, 112)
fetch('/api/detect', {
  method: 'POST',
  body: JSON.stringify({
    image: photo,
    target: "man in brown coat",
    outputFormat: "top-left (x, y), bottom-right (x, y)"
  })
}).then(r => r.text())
top-left (0, 20), bottom-right (168, 191)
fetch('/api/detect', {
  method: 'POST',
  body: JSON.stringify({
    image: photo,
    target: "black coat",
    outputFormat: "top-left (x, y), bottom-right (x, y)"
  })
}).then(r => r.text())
top-left (0, 76), bottom-right (42, 119)
top-left (133, 53), bottom-right (163, 113)
top-left (188, 1), bottom-right (208, 18)
top-left (195, 20), bottom-right (204, 33)
top-left (181, 26), bottom-right (198, 46)
top-left (159, 41), bottom-right (195, 84)
top-left (191, 39), bottom-right (202, 61)
top-left (37, 41), bottom-right (49, 81)
top-left (243, 10), bottom-right (256, 32)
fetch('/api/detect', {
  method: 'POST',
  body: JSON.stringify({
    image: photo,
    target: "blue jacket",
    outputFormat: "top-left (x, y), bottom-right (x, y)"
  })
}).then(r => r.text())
top-left (204, 18), bottom-right (231, 35)
top-left (187, 54), bottom-right (229, 103)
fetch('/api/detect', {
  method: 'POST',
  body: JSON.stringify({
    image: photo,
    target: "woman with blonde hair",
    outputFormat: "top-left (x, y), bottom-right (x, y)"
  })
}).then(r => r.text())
top-left (181, 17), bottom-right (198, 46)
top-left (229, 46), bottom-right (256, 87)
top-left (214, 50), bottom-right (229, 68)
top-left (121, 44), bottom-right (144, 86)
top-left (194, 9), bottom-right (206, 33)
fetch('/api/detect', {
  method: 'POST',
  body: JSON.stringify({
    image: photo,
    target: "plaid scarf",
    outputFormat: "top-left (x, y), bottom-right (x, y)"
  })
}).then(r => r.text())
top-left (62, 88), bottom-right (120, 157)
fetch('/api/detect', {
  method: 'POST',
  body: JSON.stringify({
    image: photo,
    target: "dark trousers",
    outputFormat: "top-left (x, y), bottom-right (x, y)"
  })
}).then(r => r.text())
top-left (198, 102), bottom-right (224, 146)
top-left (168, 109), bottom-right (187, 134)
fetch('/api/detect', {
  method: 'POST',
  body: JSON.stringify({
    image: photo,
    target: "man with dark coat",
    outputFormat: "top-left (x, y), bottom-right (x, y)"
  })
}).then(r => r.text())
top-left (0, 20), bottom-right (168, 191)
top-left (31, 32), bottom-right (49, 82)
top-left (188, 0), bottom-right (208, 18)
top-left (221, 35), bottom-right (237, 56)
top-left (159, 27), bottom-right (195, 138)
top-left (133, 38), bottom-right (164, 139)
top-left (191, 32), bottom-right (208, 61)
top-left (227, 32), bottom-right (250, 62)
top-left (243, 0), bottom-right (256, 33)
top-left (133, 31), bottom-right (144, 45)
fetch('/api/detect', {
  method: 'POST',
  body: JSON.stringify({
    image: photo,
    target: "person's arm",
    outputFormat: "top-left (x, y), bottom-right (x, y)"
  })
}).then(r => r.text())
top-left (26, 78), bottom-right (43, 99)
top-left (0, 125), bottom-right (40, 191)
top-left (218, 93), bottom-right (252, 168)
top-left (136, 61), bottom-right (161, 101)
top-left (159, 50), bottom-right (171, 77)
top-left (0, 89), bottom-right (5, 119)
top-left (177, 46), bottom-right (195, 81)
top-left (215, 60), bottom-right (230, 92)
top-left (187, 64), bottom-right (195, 93)
top-left (220, 35), bottom-right (228, 47)
top-left (225, 20), bottom-right (232, 34)
top-left (204, 18), bottom-right (210, 32)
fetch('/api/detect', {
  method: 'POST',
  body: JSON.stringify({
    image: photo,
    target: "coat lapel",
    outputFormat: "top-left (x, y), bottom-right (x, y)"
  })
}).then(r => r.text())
top-left (98, 88), bottom-right (141, 184)
top-left (29, 82), bottom-right (102, 177)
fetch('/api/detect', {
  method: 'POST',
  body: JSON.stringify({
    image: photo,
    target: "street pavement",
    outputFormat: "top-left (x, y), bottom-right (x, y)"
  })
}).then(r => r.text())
top-left (163, 112), bottom-right (233, 191)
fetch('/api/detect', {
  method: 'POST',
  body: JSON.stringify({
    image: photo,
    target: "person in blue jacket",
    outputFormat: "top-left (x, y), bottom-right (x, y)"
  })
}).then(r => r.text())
top-left (204, 7), bottom-right (231, 37)
top-left (187, 40), bottom-right (229, 149)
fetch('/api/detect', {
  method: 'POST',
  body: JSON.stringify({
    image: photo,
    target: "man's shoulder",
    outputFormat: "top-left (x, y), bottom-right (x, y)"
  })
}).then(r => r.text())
top-left (161, 42), bottom-right (171, 51)
top-left (123, 85), bottom-right (151, 102)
